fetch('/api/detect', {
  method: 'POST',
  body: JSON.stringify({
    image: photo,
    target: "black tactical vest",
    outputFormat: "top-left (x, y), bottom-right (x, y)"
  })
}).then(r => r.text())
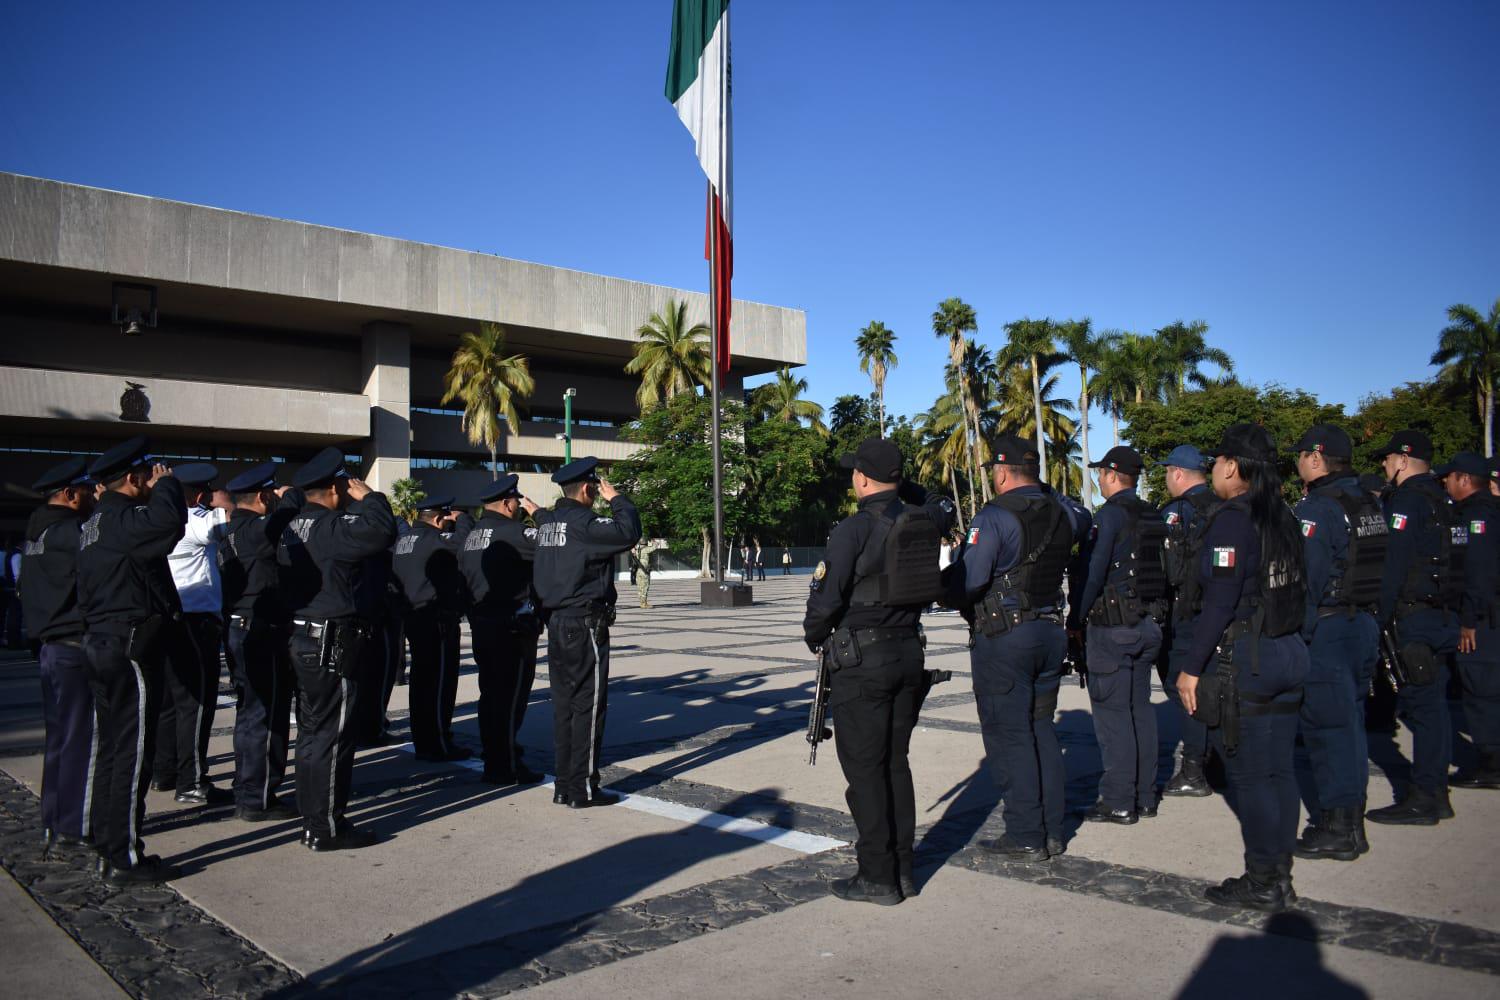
top-left (1254, 544), bottom-right (1307, 639)
top-left (1116, 496), bottom-right (1169, 603)
top-left (1396, 480), bottom-right (1466, 609)
top-left (1316, 485), bottom-right (1389, 610)
top-left (985, 493), bottom-right (1072, 610)
top-left (1165, 490), bottom-right (1220, 590)
top-left (849, 500), bottom-right (944, 607)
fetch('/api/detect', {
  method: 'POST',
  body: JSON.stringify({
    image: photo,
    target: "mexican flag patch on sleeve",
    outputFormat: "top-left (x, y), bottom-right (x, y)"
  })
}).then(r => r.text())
top-left (1473, 519), bottom-right (1488, 535)
top-left (1300, 520), bottom-right (1317, 538)
top-left (1390, 513), bottom-right (1408, 531)
top-left (1211, 547), bottom-right (1237, 576)
top-left (1165, 511), bottom-right (1181, 526)
top-left (967, 527), bottom-right (980, 546)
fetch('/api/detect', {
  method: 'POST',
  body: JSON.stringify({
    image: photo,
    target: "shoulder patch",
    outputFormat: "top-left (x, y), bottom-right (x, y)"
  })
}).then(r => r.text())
top-left (1300, 519), bottom-right (1317, 538)
top-left (967, 527), bottom-right (980, 546)
top-left (593, 516), bottom-right (614, 524)
top-left (1390, 513), bottom-right (1408, 531)
top-left (523, 526), bottom-right (538, 539)
top-left (1211, 546), bottom-right (1237, 577)
top-left (1471, 519), bottom-right (1487, 535)
top-left (810, 560), bottom-right (826, 591)
top-left (1164, 511), bottom-right (1181, 526)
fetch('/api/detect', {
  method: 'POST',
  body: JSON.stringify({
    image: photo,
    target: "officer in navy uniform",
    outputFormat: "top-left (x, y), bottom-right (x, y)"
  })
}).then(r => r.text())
top-left (460, 475), bottom-right (546, 784)
top-left (21, 457), bottom-right (98, 851)
top-left (950, 435), bottom-right (1083, 862)
top-left (1158, 445), bottom-right (1220, 799)
top-left (1176, 424), bottom-right (1310, 912)
top-left (393, 496), bottom-right (472, 762)
top-left (277, 447), bottom-right (398, 850)
top-left (1438, 452), bottom-right (1500, 789)
top-left (1366, 430), bottom-right (1463, 825)
top-left (1290, 425), bottom-right (1384, 860)
top-left (1075, 445), bottom-right (1166, 823)
top-left (534, 457), bottom-right (642, 808)
top-left (76, 437), bottom-right (187, 884)
top-left (805, 437), bottom-right (955, 904)
top-left (157, 463), bottom-right (233, 805)
top-left (221, 463), bottom-right (303, 821)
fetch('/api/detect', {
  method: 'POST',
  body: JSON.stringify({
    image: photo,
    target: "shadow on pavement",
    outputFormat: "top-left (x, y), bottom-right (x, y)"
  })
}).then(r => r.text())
top-left (1175, 912), bottom-right (1368, 999)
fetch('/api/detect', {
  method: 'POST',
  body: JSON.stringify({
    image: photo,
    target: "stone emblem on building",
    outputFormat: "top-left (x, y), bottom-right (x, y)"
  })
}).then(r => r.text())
top-left (120, 381), bottom-right (150, 422)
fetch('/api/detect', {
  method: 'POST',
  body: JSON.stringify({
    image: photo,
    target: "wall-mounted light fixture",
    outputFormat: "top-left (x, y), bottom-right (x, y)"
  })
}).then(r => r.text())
top-left (111, 282), bottom-right (158, 336)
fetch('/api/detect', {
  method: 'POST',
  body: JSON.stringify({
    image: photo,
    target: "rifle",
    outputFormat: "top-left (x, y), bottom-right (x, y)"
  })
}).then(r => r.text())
top-left (1062, 629), bottom-right (1088, 688)
top-left (806, 645), bottom-right (834, 765)
top-left (1378, 624), bottom-right (1410, 690)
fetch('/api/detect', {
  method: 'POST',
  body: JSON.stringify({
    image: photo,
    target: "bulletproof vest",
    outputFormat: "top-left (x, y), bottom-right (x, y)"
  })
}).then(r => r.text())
top-left (849, 499), bottom-right (944, 608)
top-left (1254, 542), bottom-right (1307, 639)
top-left (1164, 490), bottom-right (1220, 590)
top-left (985, 493), bottom-right (1072, 610)
top-left (1396, 480), bottom-right (1466, 608)
top-left (1114, 496), bottom-right (1169, 602)
top-left (1315, 484), bottom-right (1389, 610)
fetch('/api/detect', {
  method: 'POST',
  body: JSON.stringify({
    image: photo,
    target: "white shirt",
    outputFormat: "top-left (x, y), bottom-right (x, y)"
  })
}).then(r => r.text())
top-left (169, 505), bottom-right (230, 616)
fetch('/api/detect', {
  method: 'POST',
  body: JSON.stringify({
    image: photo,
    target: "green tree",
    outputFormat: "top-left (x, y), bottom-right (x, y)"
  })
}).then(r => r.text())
top-left (440, 322), bottom-right (536, 474)
top-left (855, 321), bottom-right (899, 436)
top-left (744, 418), bottom-right (826, 545)
top-left (625, 300), bottom-right (712, 409)
top-left (1155, 320), bottom-right (1233, 401)
top-left (752, 367), bottom-right (826, 433)
top-left (1352, 379), bottom-right (1482, 469)
top-left (389, 477), bottom-right (427, 523)
top-left (914, 391), bottom-right (972, 534)
top-left (1058, 318), bottom-right (1116, 506)
top-left (991, 353), bottom-right (1077, 488)
top-left (1430, 299), bottom-right (1500, 457)
top-left (1002, 317), bottom-right (1063, 486)
top-left (932, 297), bottom-right (984, 505)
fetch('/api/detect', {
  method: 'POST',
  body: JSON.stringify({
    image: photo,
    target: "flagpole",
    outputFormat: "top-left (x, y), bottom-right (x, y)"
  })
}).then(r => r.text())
top-left (708, 181), bottom-right (725, 586)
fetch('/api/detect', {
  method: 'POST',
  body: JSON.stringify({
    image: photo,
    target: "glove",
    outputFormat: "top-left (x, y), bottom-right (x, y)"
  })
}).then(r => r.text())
top-left (805, 637), bottom-right (823, 655)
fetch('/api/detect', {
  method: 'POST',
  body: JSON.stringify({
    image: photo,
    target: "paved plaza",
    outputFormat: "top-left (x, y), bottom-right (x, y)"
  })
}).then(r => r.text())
top-left (2, 577), bottom-right (1499, 998)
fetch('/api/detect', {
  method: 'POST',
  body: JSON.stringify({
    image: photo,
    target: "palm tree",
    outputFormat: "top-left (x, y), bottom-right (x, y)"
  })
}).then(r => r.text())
top-left (1002, 317), bottom-right (1065, 489)
top-left (932, 298), bottom-right (984, 502)
top-left (440, 322), bottom-right (536, 475)
top-left (955, 339), bottom-right (999, 501)
top-left (990, 354), bottom-right (1077, 487)
top-left (752, 367), bottom-right (826, 432)
top-left (1089, 335), bottom-right (1136, 447)
top-left (915, 391), bottom-right (971, 533)
top-left (1048, 427), bottom-right (1084, 497)
top-left (1156, 320), bottom-right (1233, 400)
top-left (1057, 319), bottom-right (1116, 506)
top-left (855, 321), bottom-right (899, 436)
top-left (1115, 331), bottom-right (1168, 405)
top-left (625, 300), bottom-right (712, 409)
top-left (1431, 299), bottom-right (1500, 457)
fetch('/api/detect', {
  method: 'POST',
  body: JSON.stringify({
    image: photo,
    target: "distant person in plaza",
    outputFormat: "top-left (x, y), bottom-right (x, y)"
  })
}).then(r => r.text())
top-left (21, 457), bottom-right (97, 852)
top-left (804, 437), bottom-right (955, 904)
top-left (533, 457), bottom-right (642, 808)
top-left (754, 538), bottom-right (765, 581)
top-left (782, 548), bottom-right (792, 574)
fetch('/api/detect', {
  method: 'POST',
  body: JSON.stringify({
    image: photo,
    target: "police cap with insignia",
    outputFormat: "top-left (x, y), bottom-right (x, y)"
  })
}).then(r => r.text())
top-left (1088, 444), bottom-right (1144, 475)
top-left (1370, 429), bottom-right (1433, 462)
top-left (226, 462), bottom-right (278, 494)
top-left (838, 437), bottom-right (903, 481)
top-left (1206, 423), bottom-right (1279, 464)
top-left (416, 495), bottom-right (455, 513)
top-left (478, 474), bottom-right (521, 502)
top-left (174, 462), bottom-right (219, 487)
top-left (1154, 444), bottom-right (1208, 471)
top-left (552, 456), bottom-right (601, 486)
top-left (32, 456), bottom-right (91, 495)
top-left (1491, 455), bottom-right (1500, 484)
top-left (290, 446), bottom-right (349, 489)
top-left (1291, 424), bottom-right (1352, 460)
top-left (88, 435), bottom-right (153, 482)
top-left (990, 435), bottom-right (1041, 468)
top-left (1434, 452), bottom-right (1489, 480)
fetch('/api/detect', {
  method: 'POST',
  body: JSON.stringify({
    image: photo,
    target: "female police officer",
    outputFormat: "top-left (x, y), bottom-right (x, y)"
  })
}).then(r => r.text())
top-left (1176, 424), bottom-right (1310, 912)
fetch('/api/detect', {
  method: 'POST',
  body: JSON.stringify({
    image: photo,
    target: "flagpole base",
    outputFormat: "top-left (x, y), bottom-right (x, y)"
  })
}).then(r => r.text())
top-left (700, 582), bottom-right (753, 608)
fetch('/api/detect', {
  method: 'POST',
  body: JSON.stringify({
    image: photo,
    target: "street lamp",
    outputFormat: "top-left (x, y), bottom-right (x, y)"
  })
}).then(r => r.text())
top-left (563, 387), bottom-right (577, 463)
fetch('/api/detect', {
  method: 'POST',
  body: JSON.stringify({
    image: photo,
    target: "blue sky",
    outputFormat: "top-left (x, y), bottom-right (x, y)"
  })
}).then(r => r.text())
top-left (3, 1), bottom-right (1497, 427)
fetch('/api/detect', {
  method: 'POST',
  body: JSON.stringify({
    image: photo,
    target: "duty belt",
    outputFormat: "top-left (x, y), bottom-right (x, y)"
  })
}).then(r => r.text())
top-left (850, 626), bottom-right (920, 647)
top-left (290, 618), bottom-right (329, 639)
top-left (228, 614), bottom-right (285, 631)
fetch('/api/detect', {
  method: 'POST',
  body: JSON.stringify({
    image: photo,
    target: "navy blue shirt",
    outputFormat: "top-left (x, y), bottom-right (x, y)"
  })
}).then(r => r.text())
top-left (1379, 472), bottom-right (1450, 624)
top-left (1293, 473), bottom-right (1362, 633)
top-left (953, 485), bottom-right (1089, 615)
top-left (1457, 492), bottom-right (1499, 630)
top-left (1162, 482), bottom-right (1213, 533)
top-left (1075, 487), bottom-right (1147, 622)
top-left (1182, 496), bottom-right (1260, 676)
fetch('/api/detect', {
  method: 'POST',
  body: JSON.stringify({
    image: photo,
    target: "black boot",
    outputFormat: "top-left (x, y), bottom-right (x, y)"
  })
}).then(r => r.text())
top-left (1204, 869), bottom-right (1290, 913)
top-left (1273, 856), bottom-right (1297, 905)
top-left (1352, 800), bottom-right (1370, 855)
top-left (1451, 751), bottom-right (1500, 789)
top-left (1436, 787), bottom-right (1455, 820)
top-left (1162, 755), bottom-right (1212, 798)
top-left (1366, 788), bottom-right (1440, 826)
top-left (1294, 806), bottom-right (1360, 861)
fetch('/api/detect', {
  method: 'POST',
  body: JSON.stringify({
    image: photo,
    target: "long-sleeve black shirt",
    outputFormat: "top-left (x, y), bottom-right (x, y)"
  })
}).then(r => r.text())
top-left (222, 490), bottom-right (305, 620)
top-left (392, 520), bottom-right (466, 614)
top-left (77, 478), bottom-right (187, 629)
top-left (20, 504), bottom-right (86, 641)
top-left (533, 495), bottom-right (642, 612)
top-left (460, 509), bottom-right (538, 617)
top-left (278, 493), bottom-right (398, 622)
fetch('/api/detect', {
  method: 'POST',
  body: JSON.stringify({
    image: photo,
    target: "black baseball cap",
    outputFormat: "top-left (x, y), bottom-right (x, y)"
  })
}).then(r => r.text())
top-left (1291, 424), bottom-right (1352, 460)
top-left (1206, 423), bottom-right (1279, 464)
top-left (1088, 445), bottom-right (1143, 476)
top-left (991, 435), bottom-right (1041, 467)
top-left (839, 437), bottom-right (903, 481)
top-left (1434, 452), bottom-right (1489, 479)
top-left (1370, 429), bottom-right (1433, 463)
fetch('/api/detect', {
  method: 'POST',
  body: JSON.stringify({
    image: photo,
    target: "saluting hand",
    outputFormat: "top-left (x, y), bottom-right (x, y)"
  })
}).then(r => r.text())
top-left (598, 478), bottom-right (619, 501)
top-left (521, 497), bottom-right (539, 515)
top-left (1176, 672), bottom-right (1199, 717)
top-left (345, 478), bottom-right (372, 502)
top-left (147, 463), bottom-right (172, 488)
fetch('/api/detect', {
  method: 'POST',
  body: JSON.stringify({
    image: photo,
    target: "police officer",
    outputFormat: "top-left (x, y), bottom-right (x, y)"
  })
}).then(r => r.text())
top-left (534, 457), bottom-right (642, 808)
top-left (951, 435), bottom-right (1082, 862)
top-left (1158, 445), bottom-right (1221, 799)
top-left (1438, 452), bottom-right (1500, 789)
top-left (394, 496), bottom-right (472, 762)
top-left (1290, 425), bottom-right (1384, 860)
top-left (21, 457), bottom-right (97, 850)
top-left (1075, 445), bottom-right (1167, 823)
top-left (156, 463), bottom-right (232, 805)
top-left (805, 437), bottom-right (955, 904)
top-left (460, 475), bottom-right (545, 784)
top-left (278, 447), bottom-right (398, 850)
top-left (221, 463), bottom-right (303, 821)
top-left (1367, 430), bottom-right (1463, 825)
top-left (76, 437), bottom-right (187, 884)
top-left (1176, 424), bottom-right (1310, 912)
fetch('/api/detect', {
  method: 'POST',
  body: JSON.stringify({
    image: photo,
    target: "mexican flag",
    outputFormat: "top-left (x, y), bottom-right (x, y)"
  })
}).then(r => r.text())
top-left (665, 0), bottom-right (733, 384)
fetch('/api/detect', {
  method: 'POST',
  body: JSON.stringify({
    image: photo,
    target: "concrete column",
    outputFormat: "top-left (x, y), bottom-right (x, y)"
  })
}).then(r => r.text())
top-left (360, 321), bottom-right (411, 492)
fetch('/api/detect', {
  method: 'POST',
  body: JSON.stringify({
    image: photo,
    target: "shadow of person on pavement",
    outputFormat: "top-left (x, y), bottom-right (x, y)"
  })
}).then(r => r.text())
top-left (1175, 912), bottom-right (1367, 1000)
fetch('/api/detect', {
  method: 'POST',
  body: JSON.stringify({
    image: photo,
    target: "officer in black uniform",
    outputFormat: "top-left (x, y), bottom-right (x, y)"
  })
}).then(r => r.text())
top-left (1438, 452), bottom-right (1500, 789)
top-left (278, 447), bottom-right (398, 850)
top-left (221, 462), bottom-right (303, 821)
top-left (950, 435), bottom-right (1083, 862)
top-left (1290, 425), bottom-right (1384, 861)
top-left (534, 457), bottom-right (642, 807)
top-left (76, 437), bottom-right (187, 884)
top-left (1366, 430), bottom-right (1463, 825)
top-left (1158, 445), bottom-right (1220, 799)
top-left (1075, 445), bottom-right (1167, 823)
top-left (460, 475), bottom-right (545, 784)
top-left (21, 457), bottom-right (97, 850)
top-left (394, 496), bottom-right (472, 762)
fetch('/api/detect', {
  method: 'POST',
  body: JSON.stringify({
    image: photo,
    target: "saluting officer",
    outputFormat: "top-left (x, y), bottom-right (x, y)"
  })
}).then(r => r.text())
top-left (278, 447), bottom-right (398, 851)
top-left (950, 435), bottom-right (1083, 863)
top-left (220, 463), bottom-right (303, 821)
top-left (21, 457), bottom-right (97, 850)
top-left (394, 496), bottom-right (472, 762)
top-left (533, 458), bottom-right (642, 808)
top-left (1438, 452), bottom-right (1500, 789)
top-left (76, 436), bottom-right (187, 884)
top-left (1367, 430), bottom-right (1463, 826)
top-left (805, 437), bottom-right (955, 904)
top-left (157, 463), bottom-right (232, 805)
top-left (1290, 425), bottom-right (1383, 860)
top-left (460, 475), bottom-right (545, 785)
top-left (1075, 445), bottom-right (1167, 824)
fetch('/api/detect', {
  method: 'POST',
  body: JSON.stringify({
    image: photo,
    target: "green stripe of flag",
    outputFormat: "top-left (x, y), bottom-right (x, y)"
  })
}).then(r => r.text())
top-left (664, 0), bottom-right (729, 103)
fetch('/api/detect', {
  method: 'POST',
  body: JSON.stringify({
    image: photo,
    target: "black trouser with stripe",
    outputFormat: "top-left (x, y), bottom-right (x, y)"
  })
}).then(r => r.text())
top-left (547, 613), bottom-right (610, 801)
top-left (39, 639), bottom-right (96, 839)
top-left (83, 630), bottom-right (164, 869)
top-left (226, 619), bottom-right (292, 812)
top-left (155, 613), bottom-right (223, 793)
top-left (405, 609), bottom-right (461, 757)
top-left (289, 625), bottom-right (360, 839)
top-left (471, 613), bottom-right (539, 778)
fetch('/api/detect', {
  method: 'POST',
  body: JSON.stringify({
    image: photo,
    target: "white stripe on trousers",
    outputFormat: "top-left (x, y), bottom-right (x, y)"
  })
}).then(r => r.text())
top-left (263, 647), bottom-right (277, 809)
top-left (187, 622), bottom-right (208, 788)
top-left (126, 657), bottom-right (147, 866)
top-left (81, 697), bottom-right (99, 837)
top-left (585, 624), bottom-right (602, 801)
top-left (329, 678), bottom-right (347, 836)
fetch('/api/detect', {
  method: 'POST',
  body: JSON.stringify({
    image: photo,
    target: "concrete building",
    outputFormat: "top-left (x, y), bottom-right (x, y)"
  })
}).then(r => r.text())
top-left (0, 172), bottom-right (806, 532)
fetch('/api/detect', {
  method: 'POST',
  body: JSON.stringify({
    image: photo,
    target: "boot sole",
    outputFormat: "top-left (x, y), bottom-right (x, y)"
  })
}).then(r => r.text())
top-left (1293, 847), bottom-right (1360, 861)
top-left (1162, 787), bottom-right (1213, 798)
top-left (1365, 815), bottom-right (1438, 826)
